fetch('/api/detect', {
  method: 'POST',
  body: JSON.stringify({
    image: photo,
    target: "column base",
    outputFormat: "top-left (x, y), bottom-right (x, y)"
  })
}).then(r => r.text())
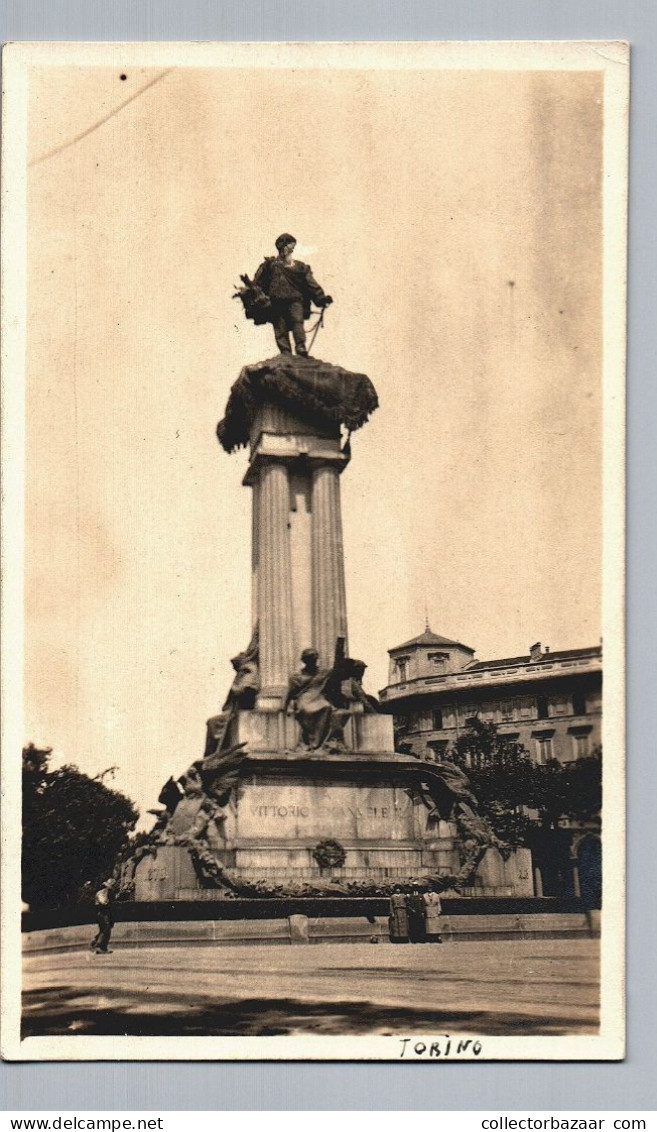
top-left (256, 690), bottom-right (288, 713)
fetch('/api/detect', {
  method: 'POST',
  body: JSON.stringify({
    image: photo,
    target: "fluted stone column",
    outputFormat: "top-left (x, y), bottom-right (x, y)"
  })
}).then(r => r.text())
top-left (257, 461), bottom-right (295, 709)
top-left (251, 480), bottom-right (260, 630)
top-left (311, 463), bottom-right (348, 668)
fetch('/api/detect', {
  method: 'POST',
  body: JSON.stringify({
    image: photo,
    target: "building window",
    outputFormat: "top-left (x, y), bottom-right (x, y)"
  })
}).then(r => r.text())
top-left (427, 739), bottom-right (449, 762)
top-left (572, 733), bottom-right (589, 759)
top-left (572, 692), bottom-right (587, 716)
top-left (500, 700), bottom-right (515, 722)
top-left (395, 657), bottom-right (409, 682)
top-left (427, 652), bottom-right (449, 670)
top-left (431, 709), bottom-right (443, 730)
top-left (519, 697), bottom-right (533, 719)
top-left (536, 696), bottom-right (549, 720)
top-left (568, 726), bottom-right (592, 760)
top-left (533, 731), bottom-right (554, 764)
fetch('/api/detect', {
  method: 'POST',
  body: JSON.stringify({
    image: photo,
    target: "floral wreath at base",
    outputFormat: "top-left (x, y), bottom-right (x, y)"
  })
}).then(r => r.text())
top-left (311, 839), bottom-right (347, 870)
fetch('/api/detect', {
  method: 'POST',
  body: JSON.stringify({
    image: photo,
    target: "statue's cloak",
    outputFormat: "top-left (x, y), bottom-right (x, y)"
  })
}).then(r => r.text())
top-left (217, 354), bottom-right (379, 453)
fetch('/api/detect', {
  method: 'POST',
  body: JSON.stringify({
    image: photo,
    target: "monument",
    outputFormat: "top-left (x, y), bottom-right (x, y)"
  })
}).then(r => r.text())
top-left (131, 238), bottom-right (532, 902)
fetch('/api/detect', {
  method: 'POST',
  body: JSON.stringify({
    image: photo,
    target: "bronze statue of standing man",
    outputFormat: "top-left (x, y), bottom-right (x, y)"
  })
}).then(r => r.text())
top-left (235, 235), bottom-right (333, 357)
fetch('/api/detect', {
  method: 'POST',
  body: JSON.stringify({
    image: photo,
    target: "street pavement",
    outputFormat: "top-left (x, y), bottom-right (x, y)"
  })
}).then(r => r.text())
top-left (23, 938), bottom-right (599, 1038)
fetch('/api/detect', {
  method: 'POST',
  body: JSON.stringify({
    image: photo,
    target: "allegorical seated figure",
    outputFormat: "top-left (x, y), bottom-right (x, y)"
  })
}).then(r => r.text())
top-left (234, 233), bottom-right (333, 357)
top-left (285, 645), bottom-right (355, 751)
top-left (203, 626), bottom-right (260, 759)
top-left (341, 658), bottom-right (380, 713)
top-left (222, 625), bottom-right (259, 713)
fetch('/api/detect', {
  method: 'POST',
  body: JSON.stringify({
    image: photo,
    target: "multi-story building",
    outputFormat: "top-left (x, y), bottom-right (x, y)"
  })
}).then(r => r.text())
top-left (378, 627), bottom-right (602, 765)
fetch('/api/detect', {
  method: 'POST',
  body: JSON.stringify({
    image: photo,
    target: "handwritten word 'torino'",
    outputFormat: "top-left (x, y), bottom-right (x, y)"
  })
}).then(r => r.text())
top-left (399, 1037), bottom-right (483, 1058)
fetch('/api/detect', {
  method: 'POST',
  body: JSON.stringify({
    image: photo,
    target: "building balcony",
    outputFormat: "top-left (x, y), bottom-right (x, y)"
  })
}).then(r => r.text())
top-left (379, 655), bottom-right (601, 703)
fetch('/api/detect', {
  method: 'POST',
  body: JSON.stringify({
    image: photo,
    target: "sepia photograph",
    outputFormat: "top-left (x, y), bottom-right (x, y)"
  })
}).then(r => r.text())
top-left (1, 40), bottom-right (627, 1061)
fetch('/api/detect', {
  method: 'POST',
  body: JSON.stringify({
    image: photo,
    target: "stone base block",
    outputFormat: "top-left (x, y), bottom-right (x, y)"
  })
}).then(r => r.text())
top-left (288, 913), bottom-right (310, 943)
top-left (474, 848), bottom-right (534, 897)
top-left (354, 713), bottom-right (395, 753)
top-left (230, 709), bottom-right (394, 755)
top-left (134, 845), bottom-right (200, 902)
top-left (220, 766), bottom-right (443, 886)
top-left (231, 709), bottom-right (289, 750)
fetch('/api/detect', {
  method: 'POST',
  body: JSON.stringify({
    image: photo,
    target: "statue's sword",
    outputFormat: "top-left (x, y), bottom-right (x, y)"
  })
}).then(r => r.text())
top-left (307, 307), bottom-right (326, 354)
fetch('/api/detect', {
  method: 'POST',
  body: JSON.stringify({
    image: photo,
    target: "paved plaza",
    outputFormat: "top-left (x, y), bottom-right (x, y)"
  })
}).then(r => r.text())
top-left (23, 938), bottom-right (599, 1038)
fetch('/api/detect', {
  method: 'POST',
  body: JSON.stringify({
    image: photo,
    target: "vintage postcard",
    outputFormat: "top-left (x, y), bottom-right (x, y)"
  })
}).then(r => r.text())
top-left (1, 40), bottom-right (627, 1061)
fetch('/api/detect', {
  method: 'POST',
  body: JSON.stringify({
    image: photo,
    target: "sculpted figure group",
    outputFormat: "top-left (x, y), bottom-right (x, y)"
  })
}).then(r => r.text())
top-left (126, 607), bottom-right (503, 901)
top-left (284, 641), bottom-right (378, 752)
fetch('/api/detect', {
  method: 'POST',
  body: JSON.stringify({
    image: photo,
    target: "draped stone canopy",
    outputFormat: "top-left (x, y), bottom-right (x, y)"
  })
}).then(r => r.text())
top-left (217, 353), bottom-right (379, 454)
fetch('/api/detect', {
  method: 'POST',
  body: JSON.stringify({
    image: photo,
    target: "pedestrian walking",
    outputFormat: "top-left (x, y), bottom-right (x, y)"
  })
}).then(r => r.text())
top-left (90, 878), bottom-right (117, 954)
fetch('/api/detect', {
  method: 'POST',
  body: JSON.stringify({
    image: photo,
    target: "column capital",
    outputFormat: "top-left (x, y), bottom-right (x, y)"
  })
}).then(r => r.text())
top-left (244, 444), bottom-right (350, 486)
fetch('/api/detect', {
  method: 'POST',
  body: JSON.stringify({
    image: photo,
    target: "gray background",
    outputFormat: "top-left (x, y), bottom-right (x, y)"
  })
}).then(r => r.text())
top-left (2, 0), bottom-right (655, 1112)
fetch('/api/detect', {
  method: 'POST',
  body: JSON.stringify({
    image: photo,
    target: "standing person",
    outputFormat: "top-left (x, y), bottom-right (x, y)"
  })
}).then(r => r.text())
top-left (388, 891), bottom-right (409, 943)
top-left (423, 890), bottom-right (444, 943)
top-left (406, 888), bottom-right (428, 943)
top-left (250, 234), bottom-right (333, 357)
top-left (90, 878), bottom-right (117, 954)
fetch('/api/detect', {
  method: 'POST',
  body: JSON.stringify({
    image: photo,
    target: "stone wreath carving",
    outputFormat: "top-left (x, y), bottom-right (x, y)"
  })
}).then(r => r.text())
top-left (312, 839), bottom-right (347, 870)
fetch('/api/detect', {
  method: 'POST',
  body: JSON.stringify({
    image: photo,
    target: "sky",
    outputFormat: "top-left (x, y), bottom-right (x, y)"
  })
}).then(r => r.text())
top-left (22, 50), bottom-right (604, 822)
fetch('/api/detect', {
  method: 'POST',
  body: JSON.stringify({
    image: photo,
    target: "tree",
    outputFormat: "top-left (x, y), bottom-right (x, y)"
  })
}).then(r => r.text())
top-left (450, 718), bottom-right (539, 845)
top-left (449, 719), bottom-right (602, 845)
top-left (22, 744), bottom-right (139, 908)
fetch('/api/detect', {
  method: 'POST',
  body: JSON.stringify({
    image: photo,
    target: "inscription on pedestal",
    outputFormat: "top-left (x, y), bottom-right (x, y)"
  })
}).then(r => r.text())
top-left (237, 783), bottom-right (415, 841)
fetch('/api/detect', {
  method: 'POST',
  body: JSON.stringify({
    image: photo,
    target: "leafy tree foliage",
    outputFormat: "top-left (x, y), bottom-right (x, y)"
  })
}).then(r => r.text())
top-left (448, 719), bottom-right (601, 846)
top-left (530, 749), bottom-right (602, 828)
top-left (450, 719), bottom-right (538, 845)
top-left (22, 744), bottom-right (139, 908)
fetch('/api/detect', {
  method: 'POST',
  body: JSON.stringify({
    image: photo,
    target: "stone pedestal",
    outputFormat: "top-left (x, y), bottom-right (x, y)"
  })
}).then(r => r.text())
top-left (146, 751), bottom-right (461, 893)
top-left (135, 740), bottom-right (535, 898)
